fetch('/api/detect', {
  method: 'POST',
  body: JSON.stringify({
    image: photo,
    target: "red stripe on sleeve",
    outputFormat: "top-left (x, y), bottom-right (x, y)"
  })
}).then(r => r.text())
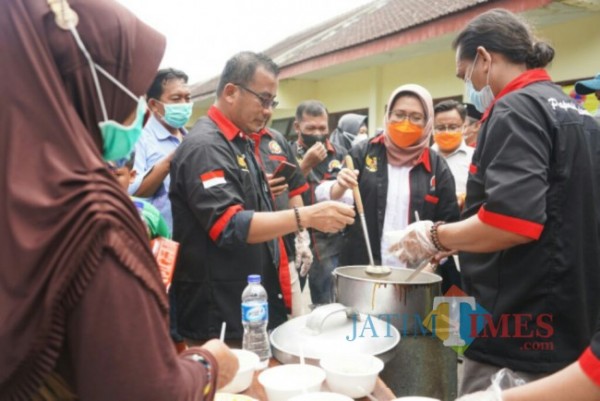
top-left (288, 182), bottom-right (309, 198)
top-left (278, 238), bottom-right (292, 310)
top-left (469, 164), bottom-right (478, 174)
top-left (579, 347), bottom-right (600, 387)
top-left (478, 206), bottom-right (544, 240)
top-left (268, 155), bottom-right (286, 162)
top-left (424, 194), bottom-right (439, 204)
top-left (200, 170), bottom-right (224, 182)
top-left (209, 205), bottom-right (243, 242)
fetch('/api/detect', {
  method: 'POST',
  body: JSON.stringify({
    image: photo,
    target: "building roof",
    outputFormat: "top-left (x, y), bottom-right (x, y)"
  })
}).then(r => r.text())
top-left (267, 0), bottom-right (490, 68)
top-left (190, 0), bottom-right (495, 99)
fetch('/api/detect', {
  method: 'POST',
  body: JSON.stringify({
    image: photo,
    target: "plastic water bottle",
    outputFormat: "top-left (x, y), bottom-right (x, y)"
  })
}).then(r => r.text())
top-left (241, 274), bottom-right (271, 368)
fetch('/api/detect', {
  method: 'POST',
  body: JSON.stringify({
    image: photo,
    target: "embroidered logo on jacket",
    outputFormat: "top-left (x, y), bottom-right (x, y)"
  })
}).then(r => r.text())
top-left (365, 155), bottom-right (378, 172)
top-left (328, 159), bottom-right (342, 172)
top-left (237, 154), bottom-right (249, 170)
top-left (268, 140), bottom-right (282, 154)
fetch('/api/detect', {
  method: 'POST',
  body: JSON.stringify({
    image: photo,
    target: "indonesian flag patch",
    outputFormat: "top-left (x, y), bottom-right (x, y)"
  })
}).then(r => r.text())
top-left (200, 170), bottom-right (226, 189)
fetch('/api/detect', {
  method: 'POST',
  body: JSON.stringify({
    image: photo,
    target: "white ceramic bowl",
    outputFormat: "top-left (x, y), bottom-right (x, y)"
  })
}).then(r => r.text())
top-left (258, 364), bottom-right (326, 401)
top-left (289, 392), bottom-right (353, 401)
top-left (219, 349), bottom-right (260, 393)
top-left (320, 353), bottom-right (384, 398)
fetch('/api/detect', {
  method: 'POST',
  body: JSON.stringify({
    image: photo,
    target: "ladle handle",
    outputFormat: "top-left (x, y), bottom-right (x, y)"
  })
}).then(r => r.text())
top-left (345, 155), bottom-right (364, 215)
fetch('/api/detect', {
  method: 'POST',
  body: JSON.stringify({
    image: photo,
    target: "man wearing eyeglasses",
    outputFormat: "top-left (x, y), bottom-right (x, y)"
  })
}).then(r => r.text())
top-left (431, 99), bottom-right (474, 208)
top-left (168, 52), bottom-right (355, 344)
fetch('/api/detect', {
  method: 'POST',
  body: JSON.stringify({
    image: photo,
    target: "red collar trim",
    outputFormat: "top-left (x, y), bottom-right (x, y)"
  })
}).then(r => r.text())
top-left (207, 106), bottom-right (243, 141)
top-left (481, 69), bottom-right (551, 122)
top-left (325, 139), bottom-right (335, 153)
top-left (257, 128), bottom-right (274, 138)
top-left (371, 135), bottom-right (385, 144)
top-left (415, 147), bottom-right (431, 173)
top-left (250, 128), bottom-right (274, 143)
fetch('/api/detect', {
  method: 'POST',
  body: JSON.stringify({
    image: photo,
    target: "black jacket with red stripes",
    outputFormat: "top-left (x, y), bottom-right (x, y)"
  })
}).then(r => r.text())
top-left (340, 135), bottom-right (460, 292)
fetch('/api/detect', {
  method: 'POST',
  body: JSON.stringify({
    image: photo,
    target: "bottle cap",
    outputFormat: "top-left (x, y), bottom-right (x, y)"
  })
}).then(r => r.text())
top-left (247, 274), bottom-right (261, 284)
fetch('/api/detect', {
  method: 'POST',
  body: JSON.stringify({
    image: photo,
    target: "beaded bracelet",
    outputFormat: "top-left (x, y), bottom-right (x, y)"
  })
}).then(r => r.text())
top-left (293, 206), bottom-right (304, 232)
top-left (430, 221), bottom-right (450, 252)
top-left (187, 353), bottom-right (213, 396)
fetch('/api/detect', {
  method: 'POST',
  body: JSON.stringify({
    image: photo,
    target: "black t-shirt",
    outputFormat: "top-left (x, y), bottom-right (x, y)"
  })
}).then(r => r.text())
top-left (462, 79), bottom-right (600, 373)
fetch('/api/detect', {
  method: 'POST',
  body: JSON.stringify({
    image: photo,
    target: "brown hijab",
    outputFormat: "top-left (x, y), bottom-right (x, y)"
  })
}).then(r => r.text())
top-left (0, 0), bottom-right (166, 398)
top-left (383, 84), bottom-right (434, 166)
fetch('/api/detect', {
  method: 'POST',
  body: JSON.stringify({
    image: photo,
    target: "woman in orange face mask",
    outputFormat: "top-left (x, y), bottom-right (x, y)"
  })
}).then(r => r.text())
top-left (319, 84), bottom-right (461, 293)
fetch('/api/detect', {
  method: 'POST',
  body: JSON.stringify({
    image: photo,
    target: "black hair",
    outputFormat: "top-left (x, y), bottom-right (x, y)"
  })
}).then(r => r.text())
top-left (124, 151), bottom-right (135, 170)
top-left (147, 68), bottom-right (189, 100)
top-left (295, 100), bottom-right (328, 121)
top-left (434, 100), bottom-right (467, 122)
top-left (452, 8), bottom-right (554, 69)
top-left (216, 52), bottom-right (279, 97)
top-left (464, 103), bottom-right (483, 120)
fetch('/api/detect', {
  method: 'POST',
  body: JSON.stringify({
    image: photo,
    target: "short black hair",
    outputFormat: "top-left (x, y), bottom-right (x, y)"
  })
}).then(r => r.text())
top-left (453, 8), bottom-right (554, 69)
top-left (464, 103), bottom-right (483, 120)
top-left (216, 52), bottom-right (279, 97)
top-left (124, 151), bottom-right (135, 170)
top-left (434, 100), bottom-right (467, 122)
top-left (147, 68), bottom-right (189, 100)
top-left (295, 100), bottom-right (328, 121)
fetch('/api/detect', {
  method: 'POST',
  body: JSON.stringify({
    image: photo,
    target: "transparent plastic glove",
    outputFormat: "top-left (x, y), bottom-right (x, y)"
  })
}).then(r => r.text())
top-left (387, 220), bottom-right (437, 267)
top-left (456, 368), bottom-right (525, 401)
top-left (295, 229), bottom-right (313, 277)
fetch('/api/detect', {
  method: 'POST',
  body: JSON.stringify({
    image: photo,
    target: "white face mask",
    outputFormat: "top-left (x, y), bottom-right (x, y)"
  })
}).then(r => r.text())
top-left (464, 53), bottom-right (495, 113)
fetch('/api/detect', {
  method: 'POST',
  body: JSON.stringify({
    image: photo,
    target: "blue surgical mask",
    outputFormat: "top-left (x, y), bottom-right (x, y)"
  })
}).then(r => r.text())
top-left (465, 54), bottom-right (495, 113)
top-left (69, 26), bottom-right (147, 162)
top-left (159, 101), bottom-right (193, 129)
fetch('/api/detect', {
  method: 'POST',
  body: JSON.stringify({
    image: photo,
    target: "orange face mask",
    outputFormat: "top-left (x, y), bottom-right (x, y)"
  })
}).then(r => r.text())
top-left (434, 131), bottom-right (463, 152)
top-left (387, 120), bottom-right (424, 148)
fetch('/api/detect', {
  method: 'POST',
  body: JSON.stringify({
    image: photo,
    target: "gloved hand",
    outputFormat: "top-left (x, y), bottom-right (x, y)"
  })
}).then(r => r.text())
top-left (456, 368), bottom-right (524, 401)
top-left (295, 229), bottom-right (313, 277)
top-left (386, 221), bottom-right (437, 267)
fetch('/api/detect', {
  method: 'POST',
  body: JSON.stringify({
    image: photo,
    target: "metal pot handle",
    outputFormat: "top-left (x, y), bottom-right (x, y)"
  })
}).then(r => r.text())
top-left (305, 303), bottom-right (360, 335)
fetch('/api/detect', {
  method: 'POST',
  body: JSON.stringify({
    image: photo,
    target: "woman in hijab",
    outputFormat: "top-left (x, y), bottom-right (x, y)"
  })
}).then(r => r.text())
top-left (330, 113), bottom-right (368, 151)
top-left (0, 1), bottom-right (236, 400)
top-left (320, 84), bottom-right (460, 292)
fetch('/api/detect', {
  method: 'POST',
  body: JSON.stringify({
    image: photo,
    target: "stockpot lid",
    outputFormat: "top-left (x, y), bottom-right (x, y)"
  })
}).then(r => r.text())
top-left (270, 303), bottom-right (400, 361)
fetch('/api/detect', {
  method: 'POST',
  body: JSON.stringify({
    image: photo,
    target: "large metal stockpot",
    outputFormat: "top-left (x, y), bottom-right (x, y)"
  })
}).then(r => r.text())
top-left (333, 266), bottom-right (441, 334)
top-left (333, 266), bottom-right (457, 401)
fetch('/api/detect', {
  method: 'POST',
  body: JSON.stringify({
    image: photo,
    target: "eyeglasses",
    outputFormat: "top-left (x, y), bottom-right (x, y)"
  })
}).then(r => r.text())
top-left (434, 124), bottom-right (463, 133)
top-left (235, 84), bottom-right (279, 109)
top-left (390, 111), bottom-right (425, 125)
